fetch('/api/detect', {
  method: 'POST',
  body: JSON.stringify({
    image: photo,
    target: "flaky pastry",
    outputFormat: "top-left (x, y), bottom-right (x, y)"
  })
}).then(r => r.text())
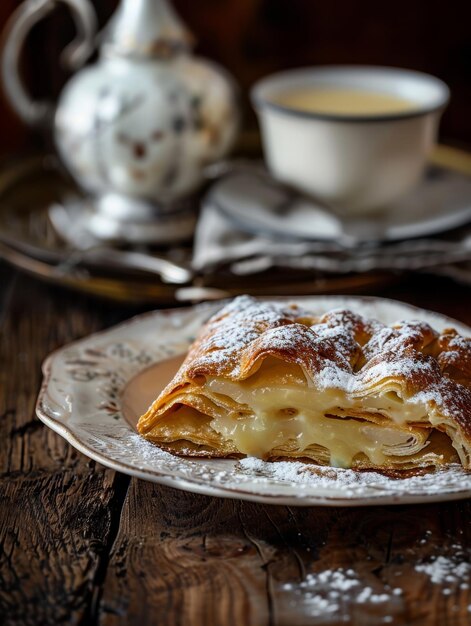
top-left (137, 296), bottom-right (471, 470)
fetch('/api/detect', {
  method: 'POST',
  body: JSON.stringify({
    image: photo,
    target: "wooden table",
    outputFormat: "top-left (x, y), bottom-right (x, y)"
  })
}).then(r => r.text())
top-left (1, 261), bottom-right (471, 626)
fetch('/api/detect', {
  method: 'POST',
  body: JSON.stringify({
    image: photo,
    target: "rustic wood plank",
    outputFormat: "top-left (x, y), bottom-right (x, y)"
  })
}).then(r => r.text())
top-left (0, 467), bottom-right (130, 626)
top-left (0, 272), bottom-right (139, 475)
top-left (0, 271), bottom-right (135, 626)
top-left (98, 481), bottom-right (273, 626)
top-left (100, 483), bottom-right (471, 626)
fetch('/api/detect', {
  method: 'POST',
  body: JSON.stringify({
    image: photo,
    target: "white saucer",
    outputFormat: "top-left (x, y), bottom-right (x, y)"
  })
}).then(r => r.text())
top-left (208, 166), bottom-right (471, 243)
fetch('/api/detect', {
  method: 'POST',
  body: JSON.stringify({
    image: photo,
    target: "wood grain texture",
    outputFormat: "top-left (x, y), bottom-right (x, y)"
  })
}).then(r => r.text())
top-left (99, 481), bottom-right (273, 626)
top-left (98, 483), bottom-right (471, 626)
top-left (1, 263), bottom-right (471, 625)
top-left (0, 267), bottom-right (135, 626)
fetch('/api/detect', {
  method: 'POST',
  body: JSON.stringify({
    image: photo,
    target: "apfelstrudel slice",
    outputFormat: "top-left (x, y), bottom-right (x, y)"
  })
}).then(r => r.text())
top-left (137, 295), bottom-right (471, 470)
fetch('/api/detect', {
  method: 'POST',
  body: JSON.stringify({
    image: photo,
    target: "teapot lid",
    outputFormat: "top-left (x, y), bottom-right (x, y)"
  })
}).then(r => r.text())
top-left (102, 0), bottom-right (193, 59)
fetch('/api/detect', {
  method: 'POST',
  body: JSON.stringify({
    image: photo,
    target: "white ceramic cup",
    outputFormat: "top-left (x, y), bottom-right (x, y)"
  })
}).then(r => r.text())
top-left (251, 66), bottom-right (450, 214)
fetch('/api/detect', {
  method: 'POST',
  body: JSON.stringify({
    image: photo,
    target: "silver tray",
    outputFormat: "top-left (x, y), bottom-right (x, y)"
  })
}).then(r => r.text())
top-left (0, 154), bottom-right (395, 302)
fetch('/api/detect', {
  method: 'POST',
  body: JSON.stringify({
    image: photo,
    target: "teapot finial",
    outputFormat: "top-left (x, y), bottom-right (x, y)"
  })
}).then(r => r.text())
top-left (102, 0), bottom-right (193, 59)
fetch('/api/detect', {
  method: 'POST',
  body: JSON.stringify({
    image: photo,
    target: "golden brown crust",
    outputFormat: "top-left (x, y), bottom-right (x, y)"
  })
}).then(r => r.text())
top-left (137, 295), bottom-right (471, 469)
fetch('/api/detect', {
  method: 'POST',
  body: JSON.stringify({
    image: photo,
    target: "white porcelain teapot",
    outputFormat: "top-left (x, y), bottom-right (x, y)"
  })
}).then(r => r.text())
top-left (2, 0), bottom-right (240, 243)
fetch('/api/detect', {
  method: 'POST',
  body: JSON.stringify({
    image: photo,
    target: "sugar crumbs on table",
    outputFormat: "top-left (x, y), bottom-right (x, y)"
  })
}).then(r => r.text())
top-left (415, 554), bottom-right (471, 586)
top-left (281, 568), bottom-right (403, 619)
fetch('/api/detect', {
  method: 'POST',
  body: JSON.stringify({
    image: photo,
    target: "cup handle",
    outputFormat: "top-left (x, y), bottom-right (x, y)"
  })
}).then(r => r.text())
top-left (1, 0), bottom-right (97, 128)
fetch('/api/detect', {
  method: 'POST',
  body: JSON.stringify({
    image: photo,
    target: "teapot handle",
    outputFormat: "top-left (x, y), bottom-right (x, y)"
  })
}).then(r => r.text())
top-left (1, 0), bottom-right (97, 128)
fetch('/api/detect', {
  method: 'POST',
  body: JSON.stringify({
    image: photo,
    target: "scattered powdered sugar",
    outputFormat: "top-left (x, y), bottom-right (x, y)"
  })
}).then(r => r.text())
top-left (239, 457), bottom-right (370, 488)
top-left (122, 430), bottom-right (179, 463)
top-left (362, 355), bottom-right (437, 381)
top-left (415, 553), bottom-right (471, 587)
top-left (442, 333), bottom-right (471, 352)
top-left (281, 568), bottom-right (403, 620)
top-left (314, 364), bottom-right (356, 392)
top-left (355, 588), bottom-right (392, 604)
top-left (237, 456), bottom-right (471, 497)
top-left (280, 547), bottom-right (471, 620)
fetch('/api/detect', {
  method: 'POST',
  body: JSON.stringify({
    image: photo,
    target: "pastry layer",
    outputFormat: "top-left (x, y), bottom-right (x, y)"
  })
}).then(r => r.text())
top-left (138, 296), bottom-right (471, 470)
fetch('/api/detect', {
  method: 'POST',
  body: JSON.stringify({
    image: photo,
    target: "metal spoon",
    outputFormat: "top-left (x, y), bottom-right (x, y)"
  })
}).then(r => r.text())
top-left (48, 202), bottom-right (194, 284)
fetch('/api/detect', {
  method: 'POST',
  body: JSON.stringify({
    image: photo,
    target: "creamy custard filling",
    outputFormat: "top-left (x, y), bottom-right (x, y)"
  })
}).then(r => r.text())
top-left (209, 408), bottom-right (428, 467)
top-left (205, 364), bottom-right (434, 467)
top-left (206, 379), bottom-right (429, 425)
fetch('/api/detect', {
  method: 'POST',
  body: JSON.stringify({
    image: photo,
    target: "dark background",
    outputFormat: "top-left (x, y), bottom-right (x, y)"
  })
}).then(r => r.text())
top-left (1, 0), bottom-right (470, 156)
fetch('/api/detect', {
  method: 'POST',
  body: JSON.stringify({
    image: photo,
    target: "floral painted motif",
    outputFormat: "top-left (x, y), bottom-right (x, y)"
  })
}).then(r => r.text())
top-left (62, 340), bottom-right (186, 420)
top-left (55, 56), bottom-right (239, 205)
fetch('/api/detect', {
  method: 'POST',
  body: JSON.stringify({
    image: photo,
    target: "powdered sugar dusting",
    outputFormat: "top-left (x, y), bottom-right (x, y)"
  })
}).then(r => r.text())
top-left (278, 541), bottom-right (471, 621)
top-left (416, 555), bottom-right (471, 586)
top-left (190, 295), bottom-right (304, 377)
top-left (281, 568), bottom-right (403, 621)
top-left (183, 295), bottom-right (471, 419)
top-left (238, 457), bottom-right (471, 497)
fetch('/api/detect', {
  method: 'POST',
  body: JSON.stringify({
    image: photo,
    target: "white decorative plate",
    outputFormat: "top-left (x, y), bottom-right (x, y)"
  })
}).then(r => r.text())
top-left (36, 296), bottom-right (471, 506)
